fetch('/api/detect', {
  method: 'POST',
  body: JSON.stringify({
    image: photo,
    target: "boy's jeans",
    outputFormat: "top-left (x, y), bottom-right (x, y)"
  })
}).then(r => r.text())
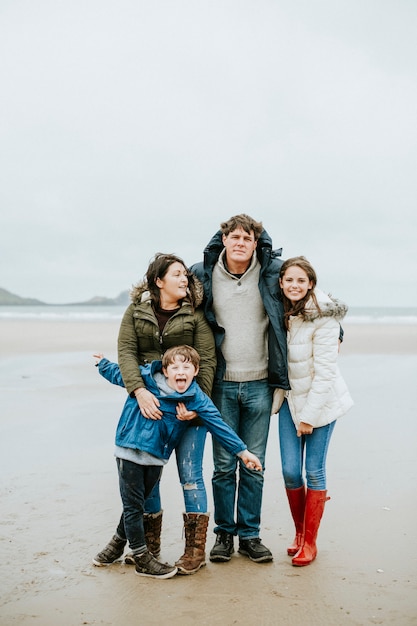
top-left (115, 458), bottom-right (162, 551)
top-left (144, 425), bottom-right (208, 514)
top-left (278, 399), bottom-right (335, 491)
top-left (211, 379), bottom-right (272, 538)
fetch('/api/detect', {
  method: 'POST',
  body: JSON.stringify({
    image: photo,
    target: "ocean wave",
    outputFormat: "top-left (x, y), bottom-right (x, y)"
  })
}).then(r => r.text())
top-left (1, 306), bottom-right (417, 324)
top-left (344, 315), bottom-right (417, 325)
top-left (0, 306), bottom-right (124, 321)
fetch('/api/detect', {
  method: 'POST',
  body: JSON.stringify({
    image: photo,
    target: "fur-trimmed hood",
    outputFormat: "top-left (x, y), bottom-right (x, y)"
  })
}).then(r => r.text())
top-left (129, 276), bottom-right (205, 308)
top-left (303, 289), bottom-right (348, 323)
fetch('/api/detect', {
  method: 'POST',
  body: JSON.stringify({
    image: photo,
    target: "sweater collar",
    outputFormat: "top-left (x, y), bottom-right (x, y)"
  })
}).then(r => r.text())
top-left (217, 249), bottom-right (259, 278)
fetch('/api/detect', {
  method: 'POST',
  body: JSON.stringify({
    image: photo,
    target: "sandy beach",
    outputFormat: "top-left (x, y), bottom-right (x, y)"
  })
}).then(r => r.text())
top-left (0, 319), bottom-right (416, 625)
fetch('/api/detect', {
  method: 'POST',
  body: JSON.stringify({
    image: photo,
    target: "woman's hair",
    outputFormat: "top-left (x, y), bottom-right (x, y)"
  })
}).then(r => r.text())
top-left (220, 214), bottom-right (263, 241)
top-left (162, 345), bottom-right (200, 370)
top-left (145, 253), bottom-right (198, 310)
top-left (279, 256), bottom-right (321, 329)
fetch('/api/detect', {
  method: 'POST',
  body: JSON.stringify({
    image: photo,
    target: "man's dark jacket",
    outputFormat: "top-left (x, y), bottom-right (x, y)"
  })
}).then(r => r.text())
top-left (190, 228), bottom-right (290, 390)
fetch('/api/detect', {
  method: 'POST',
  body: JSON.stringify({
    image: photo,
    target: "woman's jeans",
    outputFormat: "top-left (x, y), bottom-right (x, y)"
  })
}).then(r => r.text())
top-left (278, 399), bottom-right (335, 491)
top-left (115, 458), bottom-right (162, 551)
top-left (144, 424), bottom-right (208, 514)
top-left (211, 379), bottom-right (272, 538)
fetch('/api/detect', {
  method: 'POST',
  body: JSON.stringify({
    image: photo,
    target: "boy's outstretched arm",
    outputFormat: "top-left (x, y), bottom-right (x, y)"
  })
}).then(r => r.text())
top-left (93, 354), bottom-right (125, 388)
top-left (239, 450), bottom-right (262, 471)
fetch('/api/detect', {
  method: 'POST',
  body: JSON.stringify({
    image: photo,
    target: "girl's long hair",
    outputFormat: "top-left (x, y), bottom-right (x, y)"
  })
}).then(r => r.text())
top-left (279, 256), bottom-right (321, 330)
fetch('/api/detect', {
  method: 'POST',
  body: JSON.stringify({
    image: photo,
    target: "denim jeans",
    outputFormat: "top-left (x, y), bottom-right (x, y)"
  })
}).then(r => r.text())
top-left (115, 458), bottom-right (162, 551)
top-left (278, 399), bottom-right (335, 491)
top-left (211, 379), bottom-right (272, 538)
top-left (143, 425), bottom-right (208, 514)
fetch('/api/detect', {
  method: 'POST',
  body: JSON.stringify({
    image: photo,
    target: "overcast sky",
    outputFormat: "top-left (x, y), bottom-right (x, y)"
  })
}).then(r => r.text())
top-left (1, 0), bottom-right (416, 306)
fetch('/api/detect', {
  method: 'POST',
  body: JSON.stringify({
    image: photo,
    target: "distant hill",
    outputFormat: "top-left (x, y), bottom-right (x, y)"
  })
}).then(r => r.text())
top-left (69, 292), bottom-right (130, 306)
top-left (0, 287), bottom-right (47, 305)
top-left (0, 287), bottom-right (130, 306)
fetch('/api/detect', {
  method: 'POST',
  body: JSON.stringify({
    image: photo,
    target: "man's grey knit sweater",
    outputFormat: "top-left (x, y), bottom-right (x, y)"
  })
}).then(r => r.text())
top-left (212, 250), bottom-right (269, 382)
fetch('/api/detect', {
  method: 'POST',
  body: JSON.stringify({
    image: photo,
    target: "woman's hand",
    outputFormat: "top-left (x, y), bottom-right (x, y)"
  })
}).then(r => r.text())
top-left (134, 388), bottom-right (162, 420)
top-left (297, 422), bottom-right (314, 437)
top-left (176, 402), bottom-right (198, 421)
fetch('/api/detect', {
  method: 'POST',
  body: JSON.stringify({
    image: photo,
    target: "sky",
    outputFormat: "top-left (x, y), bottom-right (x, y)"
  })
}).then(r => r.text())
top-left (1, 0), bottom-right (416, 307)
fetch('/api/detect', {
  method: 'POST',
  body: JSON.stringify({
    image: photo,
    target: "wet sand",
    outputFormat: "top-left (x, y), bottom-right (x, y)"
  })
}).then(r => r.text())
top-left (0, 319), bottom-right (416, 625)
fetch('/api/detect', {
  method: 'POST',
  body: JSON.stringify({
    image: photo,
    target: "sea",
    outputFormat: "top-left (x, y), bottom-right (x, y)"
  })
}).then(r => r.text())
top-left (0, 305), bottom-right (416, 324)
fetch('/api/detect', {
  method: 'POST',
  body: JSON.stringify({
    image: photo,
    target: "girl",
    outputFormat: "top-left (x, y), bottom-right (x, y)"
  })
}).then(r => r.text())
top-left (274, 256), bottom-right (353, 566)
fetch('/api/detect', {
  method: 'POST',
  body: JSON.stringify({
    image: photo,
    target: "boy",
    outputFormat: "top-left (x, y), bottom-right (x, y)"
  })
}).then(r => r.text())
top-left (93, 345), bottom-right (262, 579)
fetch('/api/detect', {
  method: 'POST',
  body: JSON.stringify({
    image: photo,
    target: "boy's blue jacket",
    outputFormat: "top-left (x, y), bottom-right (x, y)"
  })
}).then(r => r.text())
top-left (97, 358), bottom-right (247, 459)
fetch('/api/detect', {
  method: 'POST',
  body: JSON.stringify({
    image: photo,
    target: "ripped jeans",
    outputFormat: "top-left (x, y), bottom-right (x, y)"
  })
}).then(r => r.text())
top-left (144, 424), bottom-right (208, 514)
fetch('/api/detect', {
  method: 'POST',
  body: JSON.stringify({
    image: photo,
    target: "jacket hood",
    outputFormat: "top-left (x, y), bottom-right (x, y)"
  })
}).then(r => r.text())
top-left (203, 228), bottom-right (282, 264)
top-left (129, 281), bottom-right (151, 304)
top-left (129, 276), bottom-right (204, 307)
top-left (303, 290), bottom-right (348, 323)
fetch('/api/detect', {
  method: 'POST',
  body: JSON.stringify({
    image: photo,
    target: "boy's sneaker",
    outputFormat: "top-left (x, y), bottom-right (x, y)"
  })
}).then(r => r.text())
top-left (238, 538), bottom-right (273, 562)
top-left (134, 550), bottom-right (177, 579)
top-left (92, 534), bottom-right (126, 566)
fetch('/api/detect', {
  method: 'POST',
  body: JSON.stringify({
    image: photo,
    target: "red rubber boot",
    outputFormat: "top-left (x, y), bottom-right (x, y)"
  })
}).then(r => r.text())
top-left (292, 489), bottom-right (329, 567)
top-left (285, 486), bottom-right (306, 556)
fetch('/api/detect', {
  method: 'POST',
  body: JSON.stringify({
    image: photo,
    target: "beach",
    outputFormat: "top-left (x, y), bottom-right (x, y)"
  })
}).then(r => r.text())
top-left (0, 319), bottom-right (416, 625)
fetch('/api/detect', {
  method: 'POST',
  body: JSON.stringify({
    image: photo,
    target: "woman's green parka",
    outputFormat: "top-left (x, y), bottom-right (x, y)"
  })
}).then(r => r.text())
top-left (117, 281), bottom-right (216, 398)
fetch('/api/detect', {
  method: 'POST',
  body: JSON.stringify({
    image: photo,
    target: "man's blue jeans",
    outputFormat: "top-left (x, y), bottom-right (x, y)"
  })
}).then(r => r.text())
top-left (115, 458), bottom-right (162, 551)
top-left (144, 425), bottom-right (208, 514)
top-left (211, 379), bottom-right (272, 538)
top-left (278, 399), bottom-right (335, 491)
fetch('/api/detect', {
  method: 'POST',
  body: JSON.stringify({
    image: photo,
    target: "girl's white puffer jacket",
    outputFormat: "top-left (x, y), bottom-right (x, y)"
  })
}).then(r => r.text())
top-left (286, 289), bottom-right (354, 429)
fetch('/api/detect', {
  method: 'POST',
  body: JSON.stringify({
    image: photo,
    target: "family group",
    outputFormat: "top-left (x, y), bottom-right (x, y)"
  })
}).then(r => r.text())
top-left (92, 213), bottom-right (353, 579)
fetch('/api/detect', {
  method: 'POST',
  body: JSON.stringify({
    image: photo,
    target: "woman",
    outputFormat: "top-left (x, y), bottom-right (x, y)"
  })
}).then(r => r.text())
top-left (273, 256), bottom-right (353, 566)
top-left (94, 253), bottom-right (216, 574)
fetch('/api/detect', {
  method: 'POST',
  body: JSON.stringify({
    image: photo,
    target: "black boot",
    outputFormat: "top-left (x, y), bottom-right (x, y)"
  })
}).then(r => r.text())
top-left (209, 531), bottom-right (234, 562)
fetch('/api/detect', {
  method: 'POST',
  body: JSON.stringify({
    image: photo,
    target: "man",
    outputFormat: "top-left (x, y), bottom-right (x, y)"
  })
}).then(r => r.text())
top-left (191, 214), bottom-right (289, 563)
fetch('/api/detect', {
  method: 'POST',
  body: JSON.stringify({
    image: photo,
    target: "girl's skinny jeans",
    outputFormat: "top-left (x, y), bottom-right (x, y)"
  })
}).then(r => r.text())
top-left (278, 399), bottom-right (335, 491)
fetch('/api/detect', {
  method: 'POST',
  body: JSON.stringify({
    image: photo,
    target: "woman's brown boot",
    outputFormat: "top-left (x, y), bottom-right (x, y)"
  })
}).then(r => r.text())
top-left (175, 513), bottom-right (210, 575)
top-left (143, 510), bottom-right (163, 558)
top-left (125, 510), bottom-right (163, 564)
